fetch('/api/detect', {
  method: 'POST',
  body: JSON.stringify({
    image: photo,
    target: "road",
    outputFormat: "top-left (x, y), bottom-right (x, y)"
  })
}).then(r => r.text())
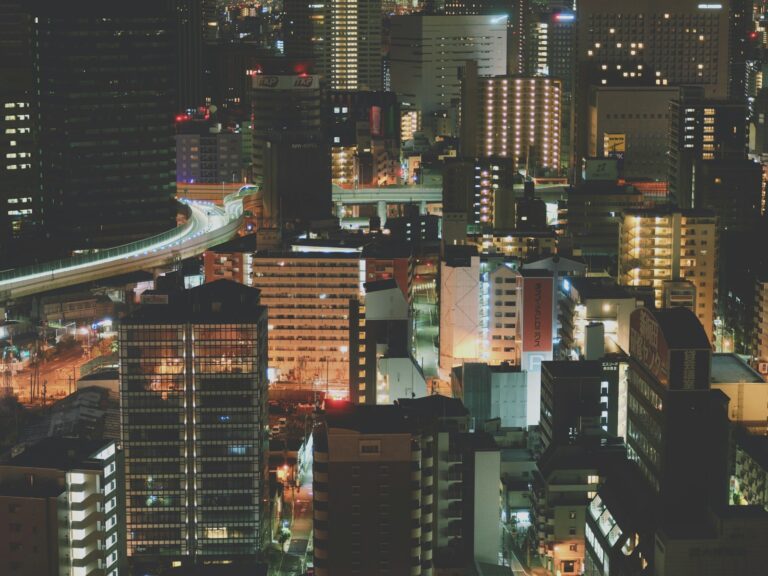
top-left (5, 345), bottom-right (90, 404)
top-left (413, 282), bottom-right (438, 379)
top-left (273, 473), bottom-right (313, 576)
top-left (0, 187), bottom-right (256, 301)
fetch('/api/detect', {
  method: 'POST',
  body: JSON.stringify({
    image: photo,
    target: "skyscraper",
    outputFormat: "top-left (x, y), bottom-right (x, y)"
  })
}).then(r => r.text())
top-left (0, 1), bottom-right (39, 264)
top-left (120, 280), bottom-right (269, 572)
top-left (32, 0), bottom-right (177, 254)
top-left (325, 0), bottom-right (383, 90)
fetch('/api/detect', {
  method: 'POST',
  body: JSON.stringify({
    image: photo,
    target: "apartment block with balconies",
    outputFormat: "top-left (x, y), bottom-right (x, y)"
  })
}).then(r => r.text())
top-left (619, 209), bottom-right (717, 343)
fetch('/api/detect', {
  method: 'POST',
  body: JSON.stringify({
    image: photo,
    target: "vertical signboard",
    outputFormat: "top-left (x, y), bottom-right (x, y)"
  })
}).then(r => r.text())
top-left (629, 308), bottom-right (669, 386)
top-left (522, 276), bottom-right (554, 353)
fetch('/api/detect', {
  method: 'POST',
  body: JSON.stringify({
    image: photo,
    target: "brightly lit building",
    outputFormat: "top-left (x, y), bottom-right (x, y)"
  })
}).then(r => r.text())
top-left (619, 209), bottom-right (718, 343)
top-left (0, 437), bottom-right (123, 576)
top-left (439, 246), bottom-right (522, 374)
top-left (248, 250), bottom-right (363, 390)
top-left (120, 280), bottom-right (270, 572)
top-left (325, 0), bottom-right (382, 90)
top-left (461, 61), bottom-right (562, 174)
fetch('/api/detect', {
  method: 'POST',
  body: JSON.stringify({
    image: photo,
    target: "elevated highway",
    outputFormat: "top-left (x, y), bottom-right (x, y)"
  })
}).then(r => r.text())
top-left (0, 187), bottom-right (257, 302)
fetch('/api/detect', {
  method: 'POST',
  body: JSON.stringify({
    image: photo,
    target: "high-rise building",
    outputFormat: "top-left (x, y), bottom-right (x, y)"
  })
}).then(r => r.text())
top-left (0, 438), bottom-right (124, 576)
top-left (325, 0), bottom-right (383, 91)
top-left (668, 96), bottom-right (749, 208)
top-left (625, 307), bottom-right (729, 511)
top-left (461, 62), bottom-right (562, 173)
top-left (574, 0), bottom-right (732, 174)
top-left (389, 14), bottom-right (508, 136)
top-left (283, 0), bottom-right (326, 65)
top-left (619, 209), bottom-right (718, 343)
top-left (0, 1), bottom-right (39, 264)
top-left (32, 0), bottom-right (177, 254)
top-left (250, 69), bottom-right (330, 225)
top-left (119, 280), bottom-right (269, 572)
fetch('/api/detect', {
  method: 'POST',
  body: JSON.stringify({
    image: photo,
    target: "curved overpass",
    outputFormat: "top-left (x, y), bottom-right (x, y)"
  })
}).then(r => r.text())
top-left (0, 187), bottom-right (257, 302)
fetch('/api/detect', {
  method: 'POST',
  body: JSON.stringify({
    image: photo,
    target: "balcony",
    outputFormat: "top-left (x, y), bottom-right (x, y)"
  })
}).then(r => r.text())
top-left (447, 502), bottom-right (463, 519)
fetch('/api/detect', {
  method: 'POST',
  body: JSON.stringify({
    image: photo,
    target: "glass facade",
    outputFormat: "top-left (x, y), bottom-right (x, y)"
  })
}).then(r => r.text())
top-left (120, 317), bottom-right (268, 566)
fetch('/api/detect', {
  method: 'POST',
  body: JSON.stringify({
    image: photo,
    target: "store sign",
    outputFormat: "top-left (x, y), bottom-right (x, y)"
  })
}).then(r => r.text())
top-left (253, 75), bottom-right (318, 90)
top-left (522, 277), bottom-right (553, 352)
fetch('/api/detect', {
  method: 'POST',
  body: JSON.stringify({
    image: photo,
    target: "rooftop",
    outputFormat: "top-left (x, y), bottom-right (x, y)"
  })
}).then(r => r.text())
top-left (123, 280), bottom-right (266, 324)
top-left (568, 276), bottom-right (634, 301)
top-left (542, 360), bottom-right (604, 379)
top-left (710, 354), bottom-right (765, 385)
top-left (324, 401), bottom-right (412, 434)
top-left (644, 307), bottom-right (711, 350)
top-left (6, 437), bottom-right (113, 471)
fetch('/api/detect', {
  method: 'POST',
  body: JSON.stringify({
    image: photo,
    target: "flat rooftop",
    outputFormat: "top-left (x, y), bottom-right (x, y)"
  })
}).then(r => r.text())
top-left (710, 354), bottom-right (765, 385)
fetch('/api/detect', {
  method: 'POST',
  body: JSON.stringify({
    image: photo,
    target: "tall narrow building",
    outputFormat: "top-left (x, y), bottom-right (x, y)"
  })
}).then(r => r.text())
top-left (32, 0), bottom-right (177, 254)
top-left (120, 280), bottom-right (269, 573)
top-left (325, 0), bottom-right (383, 90)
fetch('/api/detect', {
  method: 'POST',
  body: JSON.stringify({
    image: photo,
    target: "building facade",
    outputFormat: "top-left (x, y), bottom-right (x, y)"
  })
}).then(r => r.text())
top-left (120, 281), bottom-right (269, 571)
top-left (0, 438), bottom-right (123, 576)
top-left (619, 209), bottom-right (718, 343)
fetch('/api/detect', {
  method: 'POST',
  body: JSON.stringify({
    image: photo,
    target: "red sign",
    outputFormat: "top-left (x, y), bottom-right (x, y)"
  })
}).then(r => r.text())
top-left (522, 277), bottom-right (553, 352)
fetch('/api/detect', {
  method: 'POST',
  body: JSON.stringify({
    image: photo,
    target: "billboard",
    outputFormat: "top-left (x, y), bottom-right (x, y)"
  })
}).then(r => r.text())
top-left (603, 133), bottom-right (626, 155)
top-left (629, 308), bottom-right (669, 386)
top-left (252, 75), bottom-right (319, 90)
top-left (522, 276), bottom-right (553, 353)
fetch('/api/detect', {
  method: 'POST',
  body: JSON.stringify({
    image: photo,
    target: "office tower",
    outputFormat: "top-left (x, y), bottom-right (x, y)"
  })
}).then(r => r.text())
top-left (626, 307), bottom-right (729, 509)
top-left (0, 1), bottom-right (39, 264)
top-left (176, 117), bottom-right (243, 184)
top-left (588, 86), bottom-right (678, 182)
top-left (540, 361), bottom-right (613, 453)
top-left (527, 7), bottom-right (576, 167)
top-left (330, 90), bottom-right (401, 187)
top-left (250, 69), bottom-right (331, 226)
top-left (389, 15), bottom-right (507, 136)
top-left (0, 438), bottom-right (123, 576)
top-left (450, 362), bottom-right (528, 428)
top-left (348, 279), bottom-right (426, 404)
top-left (314, 398), bottom-right (501, 575)
top-left (32, 1), bottom-right (177, 254)
top-left (120, 280), bottom-right (269, 571)
top-left (442, 156), bottom-right (517, 231)
top-left (564, 172), bottom-right (645, 273)
top-left (574, 0), bottom-right (732, 174)
top-left (325, 0), bottom-right (383, 91)
top-left (619, 209), bottom-right (718, 343)
top-left (461, 62), bottom-right (562, 174)
top-left (202, 0), bottom-right (221, 42)
top-left (668, 96), bottom-right (749, 208)
top-left (283, 0), bottom-right (326, 65)
top-left (174, 0), bottom-right (204, 111)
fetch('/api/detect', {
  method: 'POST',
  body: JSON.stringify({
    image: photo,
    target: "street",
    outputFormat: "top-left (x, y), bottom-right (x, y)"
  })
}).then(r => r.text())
top-left (6, 345), bottom-right (88, 404)
top-left (272, 471), bottom-right (313, 576)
